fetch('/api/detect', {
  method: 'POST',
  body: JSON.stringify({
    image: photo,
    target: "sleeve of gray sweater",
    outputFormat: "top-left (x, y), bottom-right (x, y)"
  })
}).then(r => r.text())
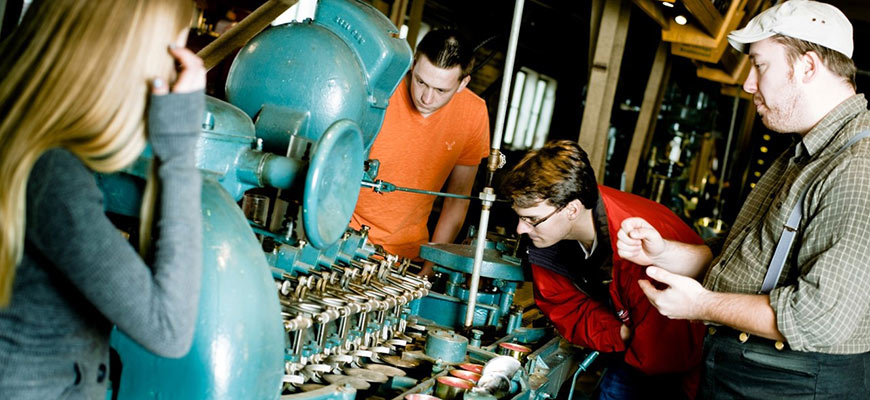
top-left (26, 91), bottom-right (204, 358)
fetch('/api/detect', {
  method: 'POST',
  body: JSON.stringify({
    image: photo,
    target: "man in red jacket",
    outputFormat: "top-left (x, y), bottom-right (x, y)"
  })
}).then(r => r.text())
top-left (500, 140), bottom-right (705, 399)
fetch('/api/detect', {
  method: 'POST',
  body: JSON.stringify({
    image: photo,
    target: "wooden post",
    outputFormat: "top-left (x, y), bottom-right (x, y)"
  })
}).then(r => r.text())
top-left (390, 0), bottom-right (410, 29)
top-left (588, 0), bottom-right (605, 75)
top-left (624, 40), bottom-right (671, 192)
top-left (371, 0), bottom-right (391, 15)
top-left (406, 0), bottom-right (426, 51)
top-left (578, 0), bottom-right (631, 182)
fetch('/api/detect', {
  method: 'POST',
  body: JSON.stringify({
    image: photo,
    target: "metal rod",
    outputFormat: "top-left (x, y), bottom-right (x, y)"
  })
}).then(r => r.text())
top-left (464, 0), bottom-right (525, 327)
top-left (490, 0), bottom-right (526, 151)
top-left (357, 311), bottom-right (368, 331)
top-left (464, 188), bottom-right (495, 327)
top-left (292, 330), bottom-right (304, 354)
top-left (197, 0), bottom-right (299, 71)
top-left (361, 180), bottom-right (509, 201)
top-left (392, 186), bottom-right (508, 202)
top-left (485, 0), bottom-right (526, 187)
top-left (316, 323), bottom-right (326, 347)
top-left (338, 315), bottom-right (349, 340)
top-left (393, 186), bottom-right (478, 199)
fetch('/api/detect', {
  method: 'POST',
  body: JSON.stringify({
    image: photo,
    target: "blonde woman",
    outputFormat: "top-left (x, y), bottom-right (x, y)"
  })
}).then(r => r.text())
top-left (0, 0), bottom-right (205, 397)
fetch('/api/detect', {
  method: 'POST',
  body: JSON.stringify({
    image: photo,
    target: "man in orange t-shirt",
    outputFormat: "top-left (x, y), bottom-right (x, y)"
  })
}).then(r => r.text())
top-left (351, 29), bottom-right (490, 276)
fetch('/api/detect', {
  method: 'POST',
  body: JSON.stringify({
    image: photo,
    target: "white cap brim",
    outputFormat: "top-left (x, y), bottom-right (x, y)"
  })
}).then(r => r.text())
top-left (728, 29), bottom-right (776, 53)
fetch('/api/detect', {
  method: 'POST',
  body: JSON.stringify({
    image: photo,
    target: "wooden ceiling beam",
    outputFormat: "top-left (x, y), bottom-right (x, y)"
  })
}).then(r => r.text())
top-left (682, 0), bottom-right (723, 36)
top-left (662, 0), bottom-right (747, 63)
top-left (696, 51), bottom-right (750, 85)
top-left (630, 0), bottom-right (669, 30)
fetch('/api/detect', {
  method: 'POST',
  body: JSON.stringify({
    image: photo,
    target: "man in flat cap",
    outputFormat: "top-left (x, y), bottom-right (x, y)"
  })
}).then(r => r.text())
top-left (616, 1), bottom-right (869, 397)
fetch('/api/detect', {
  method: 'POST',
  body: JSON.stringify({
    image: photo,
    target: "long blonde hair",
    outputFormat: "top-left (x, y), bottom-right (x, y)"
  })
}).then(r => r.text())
top-left (0, 0), bottom-right (194, 306)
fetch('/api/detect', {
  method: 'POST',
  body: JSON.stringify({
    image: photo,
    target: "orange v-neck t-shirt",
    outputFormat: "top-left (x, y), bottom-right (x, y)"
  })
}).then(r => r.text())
top-left (350, 78), bottom-right (490, 259)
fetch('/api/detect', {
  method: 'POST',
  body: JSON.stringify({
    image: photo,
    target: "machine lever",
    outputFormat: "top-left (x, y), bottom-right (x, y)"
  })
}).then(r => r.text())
top-left (361, 179), bottom-right (508, 202)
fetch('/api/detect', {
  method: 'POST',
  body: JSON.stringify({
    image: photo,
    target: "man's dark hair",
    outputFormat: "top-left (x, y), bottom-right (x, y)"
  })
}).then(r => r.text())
top-left (415, 28), bottom-right (475, 79)
top-left (772, 34), bottom-right (857, 89)
top-left (501, 140), bottom-right (599, 210)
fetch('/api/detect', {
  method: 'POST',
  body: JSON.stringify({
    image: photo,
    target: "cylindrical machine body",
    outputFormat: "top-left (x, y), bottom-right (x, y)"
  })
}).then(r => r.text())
top-left (111, 178), bottom-right (285, 399)
top-left (424, 329), bottom-right (469, 364)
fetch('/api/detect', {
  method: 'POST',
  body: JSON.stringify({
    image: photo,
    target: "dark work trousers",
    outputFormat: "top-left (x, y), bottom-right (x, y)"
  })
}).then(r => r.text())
top-left (594, 358), bottom-right (690, 400)
top-left (699, 326), bottom-right (870, 399)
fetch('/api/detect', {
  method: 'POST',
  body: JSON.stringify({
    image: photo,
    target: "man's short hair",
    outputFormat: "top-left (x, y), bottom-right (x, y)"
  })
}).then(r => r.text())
top-left (415, 29), bottom-right (475, 79)
top-left (773, 34), bottom-right (857, 89)
top-left (501, 140), bottom-right (599, 210)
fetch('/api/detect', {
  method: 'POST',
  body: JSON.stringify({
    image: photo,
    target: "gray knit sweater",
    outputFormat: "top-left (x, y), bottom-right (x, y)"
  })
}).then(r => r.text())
top-left (0, 91), bottom-right (204, 399)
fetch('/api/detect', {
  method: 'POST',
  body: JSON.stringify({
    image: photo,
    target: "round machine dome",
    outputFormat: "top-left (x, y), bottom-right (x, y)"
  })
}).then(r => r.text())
top-left (225, 22), bottom-right (368, 147)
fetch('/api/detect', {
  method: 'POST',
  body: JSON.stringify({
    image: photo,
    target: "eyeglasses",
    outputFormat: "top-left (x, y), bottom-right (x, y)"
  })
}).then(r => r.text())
top-left (518, 205), bottom-right (564, 228)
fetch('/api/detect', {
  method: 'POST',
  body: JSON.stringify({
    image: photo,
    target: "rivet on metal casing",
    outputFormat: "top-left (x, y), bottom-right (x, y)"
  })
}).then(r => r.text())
top-left (201, 112), bottom-right (215, 131)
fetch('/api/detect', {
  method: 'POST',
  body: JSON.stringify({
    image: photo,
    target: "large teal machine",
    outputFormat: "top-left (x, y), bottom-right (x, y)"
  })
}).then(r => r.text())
top-left (102, 1), bottom-right (416, 398)
top-left (101, 1), bottom-right (592, 399)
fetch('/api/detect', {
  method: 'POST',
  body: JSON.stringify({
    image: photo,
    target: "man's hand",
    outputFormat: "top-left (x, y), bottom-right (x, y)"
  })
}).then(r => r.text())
top-left (418, 260), bottom-right (435, 278)
top-left (617, 217), bottom-right (666, 266)
top-left (637, 266), bottom-right (709, 321)
top-left (619, 324), bottom-right (631, 342)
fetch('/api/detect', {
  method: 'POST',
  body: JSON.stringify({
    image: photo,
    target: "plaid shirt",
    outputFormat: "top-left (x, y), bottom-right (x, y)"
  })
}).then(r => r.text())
top-left (704, 94), bottom-right (870, 354)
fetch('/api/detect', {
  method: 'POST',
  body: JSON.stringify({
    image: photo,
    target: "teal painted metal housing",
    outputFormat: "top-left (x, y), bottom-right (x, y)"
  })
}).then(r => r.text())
top-left (100, 97), bottom-right (370, 398)
top-left (223, 0), bottom-right (411, 250)
top-left (225, 0), bottom-right (412, 154)
top-left (198, 96), bottom-right (312, 202)
top-left (424, 329), bottom-right (469, 364)
top-left (408, 293), bottom-right (502, 328)
top-left (109, 178), bottom-right (284, 399)
top-left (228, 21), bottom-right (366, 146)
top-left (412, 242), bottom-right (523, 328)
top-left (302, 119), bottom-right (365, 249)
top-left (198, 96), bottom-right (364, 250)
top-left (99, 96), bottom-right (310, 204)
top-left (96, 0), bottom-right (416, 397)
top-left (197, 96), bottom-right (259, 199)
top-left (267, 229), bottom-right (377, 277)
top-left (420, 243), bottom-right (524, 281)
